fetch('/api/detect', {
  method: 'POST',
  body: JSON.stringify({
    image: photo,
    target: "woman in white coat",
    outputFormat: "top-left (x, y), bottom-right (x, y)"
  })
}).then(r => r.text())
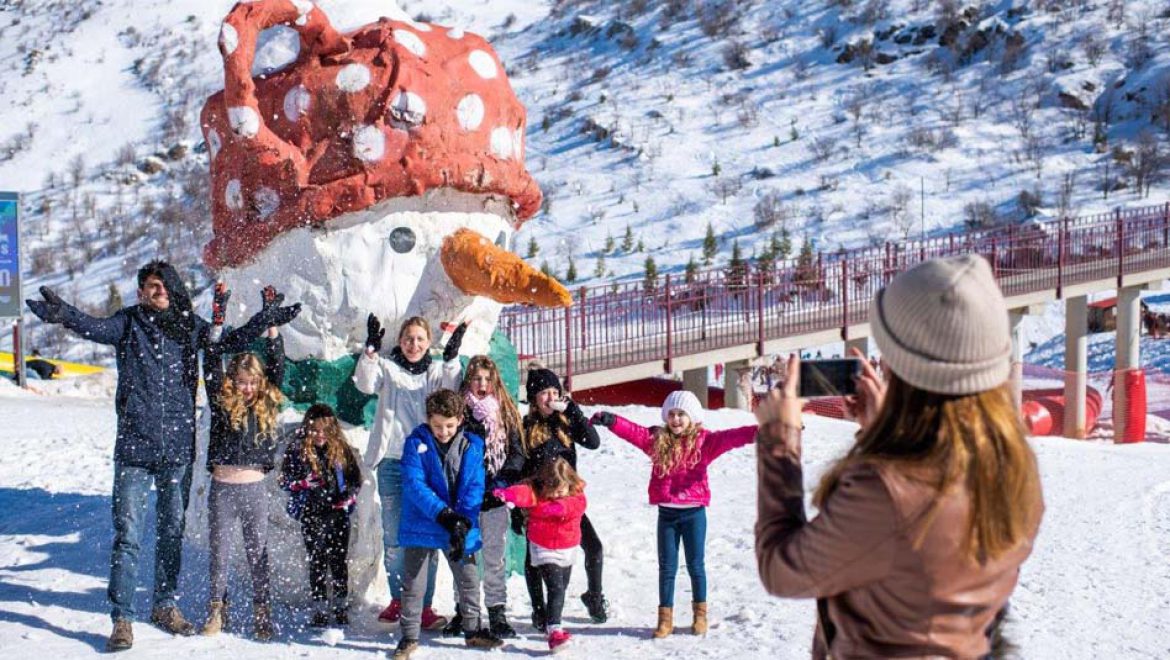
top-left (354, 314), bottom-right (466, 628)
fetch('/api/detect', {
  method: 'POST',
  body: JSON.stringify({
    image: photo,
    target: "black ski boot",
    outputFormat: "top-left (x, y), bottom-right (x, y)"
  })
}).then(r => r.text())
top-left (441, 605), bottom-right (464, 638)
top-left (531, 604), bottom-right (548, 633)
top-left (488, 605), bottom-right (517, 639)
top-left (581, 592), bottom-right (610, 624)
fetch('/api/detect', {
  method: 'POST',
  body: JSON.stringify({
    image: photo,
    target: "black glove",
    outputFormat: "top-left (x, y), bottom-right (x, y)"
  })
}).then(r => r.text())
top-left (510, 507), bottom-right (527, 536)
top-left (366, 313), bottom-right (385, 353)
top-left (261, 285), bottom-right (283, 313)
top-left (26, 286), bottom-right (66, 323)
top-left (590, 411), bottom-right (616, 428)
top-left (212, 282), bottom-right (231, 326)
top-left (437, 508), bottom-right (471, 560)
top-left (255, 286), bottom-right (299, 327)
top-left (443, 321), bottom-right (468, 362)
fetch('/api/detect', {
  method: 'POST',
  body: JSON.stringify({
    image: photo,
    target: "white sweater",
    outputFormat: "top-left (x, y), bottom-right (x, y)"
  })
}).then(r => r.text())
top-left (352, 350), bottom-right (462, 466)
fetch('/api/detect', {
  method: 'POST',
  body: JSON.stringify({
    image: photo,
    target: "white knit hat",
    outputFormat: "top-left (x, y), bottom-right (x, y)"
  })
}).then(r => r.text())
top-left (662, 390), bottom-right (704, 425)
top-left (869, 254), bottom-right (1011, 395)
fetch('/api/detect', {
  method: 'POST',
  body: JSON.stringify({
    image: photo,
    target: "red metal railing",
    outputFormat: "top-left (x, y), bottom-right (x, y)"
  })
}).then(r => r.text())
top-left (499, 203), bottom-right (1170, 389)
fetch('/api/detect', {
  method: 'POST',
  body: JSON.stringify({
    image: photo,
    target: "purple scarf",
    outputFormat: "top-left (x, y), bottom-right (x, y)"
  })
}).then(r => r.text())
top-left (465, 392), bottom-right (507, 474)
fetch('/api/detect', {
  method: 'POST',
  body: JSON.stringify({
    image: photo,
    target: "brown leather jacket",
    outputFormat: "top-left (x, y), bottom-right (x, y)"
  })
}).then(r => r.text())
top-left (755, 426), bottom-right (1042, 659)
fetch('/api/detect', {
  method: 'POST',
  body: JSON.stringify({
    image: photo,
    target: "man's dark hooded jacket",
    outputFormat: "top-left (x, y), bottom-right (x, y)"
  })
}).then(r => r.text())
top-left (52, 265), bottom-right (277, 466)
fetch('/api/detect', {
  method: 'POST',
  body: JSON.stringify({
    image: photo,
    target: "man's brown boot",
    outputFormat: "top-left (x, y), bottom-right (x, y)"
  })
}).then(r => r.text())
top-left (105, 619), bottom-right (133, 652)
top-left (692, 602), bottom-right (708, 636)
top-left (253, 601), bottom-right (273, 641)
top-left (150, 605), bottom-right (196, 636)
top-left (200, 599), bottom-right (227, 636)
top-left (652, 606), bottom-right (673, 639)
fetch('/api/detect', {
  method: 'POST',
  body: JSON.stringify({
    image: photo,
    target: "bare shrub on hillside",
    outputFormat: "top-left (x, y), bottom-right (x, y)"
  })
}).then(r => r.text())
top-left (708, 175), bottom-right (743, 204)
top-left (889, 186), bottom-right (914, 238)
top-left (1081, 31), bottom-right (1105, 67)
top-left (963, 200), bottom-right (1000, 229)
top-left (723, 40), bottom-right (751, 70)
top-left (697, 0), bottom-right (743, 38)
top-left (753, 191), bottom-right (790, 229)
top-left (809, 136), bottom-right (838, 162)
top-left (1130, 131), bottom-right (1164, 198)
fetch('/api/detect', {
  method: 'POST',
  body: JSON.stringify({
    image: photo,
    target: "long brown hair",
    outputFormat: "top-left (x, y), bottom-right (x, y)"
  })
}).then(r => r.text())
top-left (461, 355), bottom-right (522, 436)
top-left (650, 423), bottom-right (702, 478)
top-left (815, 374), bottom-right (1042, 562)
top-left (531, 458), bottom-right (585, 500)
top-left (523, 409), bottom-right (572, 455)
top-left (298, 404), bottom-right (351, 477)
top-left (218, 353), bottom-right (283, 439)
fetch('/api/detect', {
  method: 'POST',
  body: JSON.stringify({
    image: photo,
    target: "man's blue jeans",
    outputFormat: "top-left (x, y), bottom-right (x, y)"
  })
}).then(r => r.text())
top-left (108, 462), bottom-right (192, 621)
top-left (378, 458), bottom-right (436, 605)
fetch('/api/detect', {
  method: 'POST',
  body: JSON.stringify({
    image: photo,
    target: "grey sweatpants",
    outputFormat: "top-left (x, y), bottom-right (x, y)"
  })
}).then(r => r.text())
top-left (401, 546), bottom-right (481, 640)
top-left (480, 506), bottom-right (510, 608)
top-left (208, 479), bottom-right (271, 603)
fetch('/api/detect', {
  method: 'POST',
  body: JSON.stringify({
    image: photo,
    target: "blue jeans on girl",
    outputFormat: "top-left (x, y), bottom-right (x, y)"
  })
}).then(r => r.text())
top-left (656, 506), bottom-right (707, 607)
top-left (377, 458), bottom-right (436, 605)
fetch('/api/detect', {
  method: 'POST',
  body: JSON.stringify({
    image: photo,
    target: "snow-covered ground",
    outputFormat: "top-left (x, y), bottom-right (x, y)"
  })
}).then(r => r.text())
top-left (1, 383), bottom-right (1168, 658)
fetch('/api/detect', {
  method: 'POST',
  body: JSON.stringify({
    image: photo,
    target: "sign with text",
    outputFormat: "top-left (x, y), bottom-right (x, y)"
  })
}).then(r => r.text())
top-left (0, 192), bottom-right (21, 318)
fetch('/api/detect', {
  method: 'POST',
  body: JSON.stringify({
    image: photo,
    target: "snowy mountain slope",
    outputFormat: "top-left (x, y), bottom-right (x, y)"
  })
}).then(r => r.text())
top-left (5, 0), bottom-right (1170, 362)
top-left (1, 387), bottom-right (1169, 658)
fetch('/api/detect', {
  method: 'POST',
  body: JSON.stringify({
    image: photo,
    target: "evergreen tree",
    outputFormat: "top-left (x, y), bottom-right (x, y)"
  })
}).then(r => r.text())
top-left (726, 239), bottom-right (747, 290)
top-left (636, 238), bottom-right (645, 252)
top-left (643, 255), bottom-right (658, 292)
top-left (540, 260), bottom-right (554, 278)
top-left (702, 222), bottom-right (717, 265)
top-left (621, 224), bottom-right (634, 252)
top-left (594, 253), bottom-right (607, 278)
top-left (778, 227), bottom-right (793, 260)
top-left (685, 253), bottom-right (699, 283)
top-left (566, 256), bottom-right (578, 283)
top-left (105, 282), bottom-right (123, 314)
top-left (604, 232), bottom-right (615, 254)
top-left (527, 237), bottom-right (539, 258)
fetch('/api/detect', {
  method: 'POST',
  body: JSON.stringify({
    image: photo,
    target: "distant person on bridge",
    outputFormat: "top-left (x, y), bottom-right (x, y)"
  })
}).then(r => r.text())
top-left (753, 254), bottom-right (1044, 658)
top-left (25, 261), bottom-right (301, 652)
top-left (503, 366), bottom-right (608, 629)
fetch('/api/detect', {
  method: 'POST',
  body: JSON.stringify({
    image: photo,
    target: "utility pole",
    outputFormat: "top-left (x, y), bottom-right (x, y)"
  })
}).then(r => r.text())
top-left (920, 176), bottom-right (926, 241)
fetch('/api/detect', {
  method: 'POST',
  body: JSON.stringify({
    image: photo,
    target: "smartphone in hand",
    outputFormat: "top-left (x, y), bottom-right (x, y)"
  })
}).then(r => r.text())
top-left (798, 358), bottom-right (862, 398)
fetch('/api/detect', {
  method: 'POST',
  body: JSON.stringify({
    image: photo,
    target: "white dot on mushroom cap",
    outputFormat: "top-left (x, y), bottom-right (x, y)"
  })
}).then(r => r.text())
top-left (220, 23), bottom-right (238, 56)
top-left (207, 129), bottom-right (222, 160)
top-left (447, 27), bottom-right (465, 39)
top-left (468, 50), bottom-right (498, 79)
top-left (353, 125), bottom-right (385, 162)
top-left (490, 126), bottom-right (513, 159)
top-left (255, 187), bottom-right (280, 220)
top-left (227, 106), bottom-right (260, 138)
top-left (225, 179), bottom-right (243, 210)
top-left (388, 91), bottom-right (427, 126)
top-left (456, 94), bottom-right (484, 131)
top-left (283, 85), bottom-right (311, 122)
top-left (336, 63), bottom-right (371, 93)
top-left (393, 29), bottom-right (427, 57)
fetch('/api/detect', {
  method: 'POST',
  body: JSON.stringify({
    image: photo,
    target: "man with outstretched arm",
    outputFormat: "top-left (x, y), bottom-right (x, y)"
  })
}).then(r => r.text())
top-left (25, 260), bottom-right (300, 652)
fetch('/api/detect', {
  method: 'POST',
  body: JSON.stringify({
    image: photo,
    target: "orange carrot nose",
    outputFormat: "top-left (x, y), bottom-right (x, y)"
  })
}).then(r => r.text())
top-left (441, 228), bottom-right (571, 308)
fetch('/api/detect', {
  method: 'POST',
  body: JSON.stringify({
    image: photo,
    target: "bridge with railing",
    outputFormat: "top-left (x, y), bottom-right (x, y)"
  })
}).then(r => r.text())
top-left (500, 203), bottom-right (1170, 404)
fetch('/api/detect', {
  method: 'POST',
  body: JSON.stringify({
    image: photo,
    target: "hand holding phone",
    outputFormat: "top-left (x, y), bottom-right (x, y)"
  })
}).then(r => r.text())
top-left (798, 358), bottom-right (863, 398)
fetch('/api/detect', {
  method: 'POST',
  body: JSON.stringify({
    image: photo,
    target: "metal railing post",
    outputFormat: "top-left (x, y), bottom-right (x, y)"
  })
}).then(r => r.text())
top-left (756, 265), bottom-right (765, 356)
top-left (664, 274), bottom-right (673, 374)
top-left (579, 287), bottom-right (587, 352)
top-left (1116, 207), bottom-right (1124, 287)
top-left (840, 258), bottom-right (849, 340)
top-left (1057, 218), bottom-right (1066, 299)
top-left (563, 303), bottom-right (573, 391)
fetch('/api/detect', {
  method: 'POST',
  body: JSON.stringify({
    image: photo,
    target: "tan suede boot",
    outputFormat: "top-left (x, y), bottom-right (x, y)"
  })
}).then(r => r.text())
top-left (652, 606), bottom-right (673, 639)
top-left (253, 601), bottom-right (273, 641)
top-left (692, 602), bottom-right (708, 636)
top-left (200, 599), bottom-right (227, 636)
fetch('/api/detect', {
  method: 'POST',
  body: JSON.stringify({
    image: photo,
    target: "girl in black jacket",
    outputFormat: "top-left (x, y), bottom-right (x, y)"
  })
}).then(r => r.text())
top-left (201, 288), bottom-right (287, 641)
top-left (279, 404), bottom-right (363, 628)
top-left (502, 367), bottom-right (607, 629)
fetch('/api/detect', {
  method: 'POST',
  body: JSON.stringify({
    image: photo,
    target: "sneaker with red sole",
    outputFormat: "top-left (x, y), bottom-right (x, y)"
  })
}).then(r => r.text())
top-left (377, 599), bottom-right (401, 623)
top-left (548, 629), bottom-right (572, 653)
top-left (421, 607), bottom-right (449, 631)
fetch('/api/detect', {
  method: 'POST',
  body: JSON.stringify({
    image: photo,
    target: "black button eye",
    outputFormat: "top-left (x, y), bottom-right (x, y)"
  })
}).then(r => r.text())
top-left (495, 230), bottom-right (507, 248)
top-left (389, 227), bottom-right (416, 253)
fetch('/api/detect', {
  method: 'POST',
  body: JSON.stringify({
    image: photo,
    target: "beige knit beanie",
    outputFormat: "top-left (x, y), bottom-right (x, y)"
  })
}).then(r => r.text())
top-left (869, 254), bottom-right (1011, 395)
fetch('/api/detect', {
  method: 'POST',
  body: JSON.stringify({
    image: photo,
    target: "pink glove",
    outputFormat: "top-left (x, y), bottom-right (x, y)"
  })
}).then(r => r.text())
top-left (289, 474), bottom-right (323, 492)
top-left (493, 488), bottom-right (516, 505)
top-left (332, 494), bottom-right (357, 511)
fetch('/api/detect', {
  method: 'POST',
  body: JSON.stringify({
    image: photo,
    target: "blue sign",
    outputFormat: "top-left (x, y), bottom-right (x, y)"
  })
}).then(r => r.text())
top-left (0, 192), bottom-right (20, 318)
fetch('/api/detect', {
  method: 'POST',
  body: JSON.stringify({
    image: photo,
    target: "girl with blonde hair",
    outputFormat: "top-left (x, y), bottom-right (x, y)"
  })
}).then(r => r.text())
top-left (591, 391), bottom-right (756, 638)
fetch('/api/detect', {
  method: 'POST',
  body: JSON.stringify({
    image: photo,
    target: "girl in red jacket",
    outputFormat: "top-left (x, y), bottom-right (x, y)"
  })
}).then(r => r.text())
top-left (494, 458), bottom-right (586, 653)
top-left (591, 391), bottom-right (756, 639)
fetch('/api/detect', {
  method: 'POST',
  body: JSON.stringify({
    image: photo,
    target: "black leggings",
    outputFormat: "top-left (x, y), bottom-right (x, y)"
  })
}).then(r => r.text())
top-left (302, 510), bottom-right (350, 603)
top-left (536, 564), bottom-right (572, 628)
top-left (525, 513), bottom-right (603, 609)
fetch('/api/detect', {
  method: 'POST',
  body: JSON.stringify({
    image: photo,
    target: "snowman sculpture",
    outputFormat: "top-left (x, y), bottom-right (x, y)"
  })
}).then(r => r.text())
top-left (195, 0), bottom-right (569, 609)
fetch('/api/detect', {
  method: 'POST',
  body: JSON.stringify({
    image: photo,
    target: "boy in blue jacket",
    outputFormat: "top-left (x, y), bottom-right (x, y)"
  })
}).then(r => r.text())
top-left (393, 389), bottom-right (504, 659)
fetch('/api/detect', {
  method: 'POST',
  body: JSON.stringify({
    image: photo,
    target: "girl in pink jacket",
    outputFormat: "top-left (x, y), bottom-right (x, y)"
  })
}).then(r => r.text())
top-left (591, 390), bottom-right (756, 639)
top-left (494, 459), bottom-right (587, 653)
